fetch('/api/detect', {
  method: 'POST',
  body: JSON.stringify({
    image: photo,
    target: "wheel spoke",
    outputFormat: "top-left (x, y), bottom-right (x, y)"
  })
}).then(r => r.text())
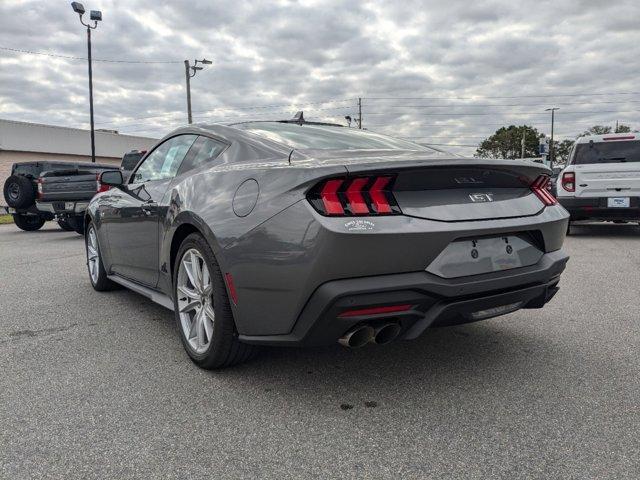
top-left (203, 314), bottom-right (213, 343)
top-left (179, 300), bottom-right (200, 313)
top-left (177, 285), bottom-right (199, 301)
top-left (204, 303), bottom-right (215, 322)
top-left (188, 309), bottom-right (201, 340)
top-left (183, 255), bottom-right (199, 291)
top-left (201, 264), bottom-right (210, 292)
top-left (196, 311), bottom-right (206, 347)
top-left (190, 251), bottom-right (203, 291)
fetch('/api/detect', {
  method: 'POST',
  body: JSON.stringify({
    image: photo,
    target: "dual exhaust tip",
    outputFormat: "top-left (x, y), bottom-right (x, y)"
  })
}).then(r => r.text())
top-left (338, 322), bottom-right (402, 348)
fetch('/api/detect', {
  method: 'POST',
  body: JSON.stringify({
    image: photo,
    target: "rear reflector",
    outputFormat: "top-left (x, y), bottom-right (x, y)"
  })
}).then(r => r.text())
top-left (225, 273), bottom-right (238, 305)
top-left (561, 172), bottom-right (575, 192)
top-left (338, 304), bottom-right (413, 318)
top-left (309, 175), bottom-right (401, 217)
top-left (531, 175), bottom-right (557, 206)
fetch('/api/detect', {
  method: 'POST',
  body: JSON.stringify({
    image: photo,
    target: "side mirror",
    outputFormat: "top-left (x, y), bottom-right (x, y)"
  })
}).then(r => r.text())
top-left (100, 170), bottom-right (124, 187)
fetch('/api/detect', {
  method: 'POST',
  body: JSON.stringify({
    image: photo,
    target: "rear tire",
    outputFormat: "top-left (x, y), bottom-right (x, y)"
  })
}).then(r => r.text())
top-left (57, 218), bottom-right (74, 232)
top-left (85, 222), bottom-right (118, 291)
top-left (4, 175), bottom-right (35, 209)
top-left (566, 222), bottom-right (572, 236)
top-left (12, 214), bottom-right (45, 231)
top-left (173, 233), bottom-right (256, 369)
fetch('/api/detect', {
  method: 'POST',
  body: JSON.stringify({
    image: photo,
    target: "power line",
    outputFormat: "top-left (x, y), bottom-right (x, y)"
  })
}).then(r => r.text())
top-left (361, 99), bottom-right (640, 109)
top-left (0, 46), bottom-right (181, 64)
top-left (96, 99), bottom-right (357, 125)
top-left (362, 110), bottom-right (640, 116)
top-left (365, 92), bottom-right (640, 100)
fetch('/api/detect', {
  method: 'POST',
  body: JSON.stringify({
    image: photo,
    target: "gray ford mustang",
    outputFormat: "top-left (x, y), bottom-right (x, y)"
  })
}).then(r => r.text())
top-left (86, 116), bottom-right (569, 369)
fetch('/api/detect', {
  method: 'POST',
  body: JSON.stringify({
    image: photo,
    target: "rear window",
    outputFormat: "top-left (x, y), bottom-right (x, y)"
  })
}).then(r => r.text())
top-left (573, 140), bottom-right (640, 165)
top-left (234, 122), bottom-right (433, 151)
top-left (121, 152), bottom-right (143, 171)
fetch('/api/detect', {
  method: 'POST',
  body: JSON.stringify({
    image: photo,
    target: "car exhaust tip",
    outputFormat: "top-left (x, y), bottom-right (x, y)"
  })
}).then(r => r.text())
top-left (338, 325), bottom-right (375, 348)
top-left (373, 322), bottom-right (402, 345)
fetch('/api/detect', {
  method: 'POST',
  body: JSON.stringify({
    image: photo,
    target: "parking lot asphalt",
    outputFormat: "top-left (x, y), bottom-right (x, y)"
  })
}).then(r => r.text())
top-left (0, 222), bottom-right (639, 479)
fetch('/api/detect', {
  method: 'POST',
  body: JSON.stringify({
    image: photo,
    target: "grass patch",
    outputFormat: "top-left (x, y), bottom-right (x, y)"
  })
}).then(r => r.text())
top-left (0, 214), bottom-right (14, 225)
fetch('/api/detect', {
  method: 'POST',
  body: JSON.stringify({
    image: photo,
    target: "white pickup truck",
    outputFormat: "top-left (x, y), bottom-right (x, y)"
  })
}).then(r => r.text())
top-left (556, 132), bottom-right (640, 232)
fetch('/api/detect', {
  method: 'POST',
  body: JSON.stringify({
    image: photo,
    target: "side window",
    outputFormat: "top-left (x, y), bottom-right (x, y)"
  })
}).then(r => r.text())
top-left (178, 136), bottom-right (227, 174)
top-left (132, 135), bottom-right (197, 183)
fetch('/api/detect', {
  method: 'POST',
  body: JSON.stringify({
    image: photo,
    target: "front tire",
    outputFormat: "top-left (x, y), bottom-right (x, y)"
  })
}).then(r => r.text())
top-left (85, 222), bottom-right (117, 291)
top-left (173, 233), bottom-right (255, 369)
top-left (13, 214), bottom-right (45, 231)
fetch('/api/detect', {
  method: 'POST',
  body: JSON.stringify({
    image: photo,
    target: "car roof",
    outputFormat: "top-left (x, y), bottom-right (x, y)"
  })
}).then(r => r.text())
top-left (574, 132), bottom-right (639, 144)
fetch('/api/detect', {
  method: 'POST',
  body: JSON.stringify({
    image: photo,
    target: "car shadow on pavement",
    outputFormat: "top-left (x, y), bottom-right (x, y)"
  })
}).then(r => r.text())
top-left (204, 317), bottom-right (587, 411)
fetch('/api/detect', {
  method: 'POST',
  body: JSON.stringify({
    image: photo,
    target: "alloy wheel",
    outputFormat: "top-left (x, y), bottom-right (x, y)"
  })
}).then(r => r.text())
top-left (86, 227), bottom-right (100, 284)
top-left (177, 248), bottom-right (215, 354)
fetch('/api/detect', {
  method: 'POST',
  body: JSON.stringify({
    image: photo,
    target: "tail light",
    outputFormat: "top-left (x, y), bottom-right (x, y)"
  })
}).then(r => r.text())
top-left (96, 173), bottom-right (111, 193)
top-left (561, 172), bottom-right (575, 192)
top-left (338, 304), bottom-right (413, 318)
top-left (308, 176), bottom-right (401, 216)
top-left (36, 177), bottom-right (43, 200)
top-left (531, 175), bottom-right (557, 206)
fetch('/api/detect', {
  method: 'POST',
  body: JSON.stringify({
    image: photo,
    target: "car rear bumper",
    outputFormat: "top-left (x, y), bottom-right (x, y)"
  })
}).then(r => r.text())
top-left (237, 249), bottom-right (569, 347)
top-left (559, 196), bottom-right (640, 221)
top-left (36, 201), bottom-right (89, 215)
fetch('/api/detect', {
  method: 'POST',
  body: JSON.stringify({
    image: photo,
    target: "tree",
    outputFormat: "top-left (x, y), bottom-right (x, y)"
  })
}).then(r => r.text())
top-left (579, 123), bottom-right (632, 137)
top-left (580, 125), bottom-right (611, 136)
top-left (475, 125), bottom-right (542, 159)
top-left (553, 139), bottom-right (575, 164)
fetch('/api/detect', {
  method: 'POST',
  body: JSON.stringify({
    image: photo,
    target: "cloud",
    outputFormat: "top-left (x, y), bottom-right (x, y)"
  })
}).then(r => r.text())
top-left (1, 0), bottom-right (639, 154)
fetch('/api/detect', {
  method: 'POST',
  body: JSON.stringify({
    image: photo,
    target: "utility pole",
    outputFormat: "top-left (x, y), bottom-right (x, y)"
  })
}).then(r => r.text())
top-left (184, 60), bottom-right (192, 124)
top-left (521, 130), bottom-right (526, 158)
top-left (183, 58), bottom-right (212, 124)
top-left (71, 2), bottom-right (102, 163)
top-left (615, 119), bottom-right (619, 133)
top-left (358, 97), bottom-right (362, 129)
top-left (545, 107), bottom-right (559, 168)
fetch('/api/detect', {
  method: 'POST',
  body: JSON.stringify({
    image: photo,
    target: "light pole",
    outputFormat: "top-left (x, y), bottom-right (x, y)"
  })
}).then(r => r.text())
top-left (184, 59), bottom-right (212, 124)
top-left (545, 107), bottom-right (559, 168)
top-left (71, 2), bottom-right (102, 163)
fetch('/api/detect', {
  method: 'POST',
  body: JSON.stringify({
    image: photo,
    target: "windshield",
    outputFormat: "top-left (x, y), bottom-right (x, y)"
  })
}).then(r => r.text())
top-left (573, 140), bottom-right (640, 165)
top-left (234, 122), bottom-right (433, 151)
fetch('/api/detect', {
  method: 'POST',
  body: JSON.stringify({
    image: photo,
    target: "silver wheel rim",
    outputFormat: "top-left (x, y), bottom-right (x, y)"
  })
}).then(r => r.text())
top-left (177, 248), bottom-right (214, 354)
top-left (87, 227), bottom-right (100, 284)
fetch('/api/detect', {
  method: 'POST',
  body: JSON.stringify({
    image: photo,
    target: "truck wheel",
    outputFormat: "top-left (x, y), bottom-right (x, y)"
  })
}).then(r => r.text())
top-left (12, 214), bottom-right (45, 231)
top-left (57, 218), bottom-right (74, 231)
top-left (67, 215), bottom-right (85, 235)
top-left (4, 175), bottom-right (35, 209)
top-left (173, 233), bottom-right (256, 369)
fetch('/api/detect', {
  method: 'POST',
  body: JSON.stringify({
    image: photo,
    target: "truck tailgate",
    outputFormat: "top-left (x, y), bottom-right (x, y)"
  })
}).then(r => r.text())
top-left (574, 163), bottom-right (640, 198)
top-left (39, 174), bottom-right (99, 202)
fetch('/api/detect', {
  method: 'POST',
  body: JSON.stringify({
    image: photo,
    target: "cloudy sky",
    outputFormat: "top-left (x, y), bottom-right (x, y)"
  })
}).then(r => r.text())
top-left (1, 0), bottom-right (639, 154)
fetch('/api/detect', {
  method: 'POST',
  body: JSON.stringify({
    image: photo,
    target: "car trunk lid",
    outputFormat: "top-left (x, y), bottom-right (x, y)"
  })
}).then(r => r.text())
top-left (294, 150), bottom-right (551, 222)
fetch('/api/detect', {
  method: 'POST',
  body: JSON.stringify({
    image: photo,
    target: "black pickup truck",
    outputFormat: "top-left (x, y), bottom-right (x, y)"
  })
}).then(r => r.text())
top-left (3, 151), bottom-right (145, 233)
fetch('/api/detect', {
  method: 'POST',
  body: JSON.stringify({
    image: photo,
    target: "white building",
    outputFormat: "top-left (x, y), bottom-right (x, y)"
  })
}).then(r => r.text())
top-left (0, 119), bottom-right (158, 186)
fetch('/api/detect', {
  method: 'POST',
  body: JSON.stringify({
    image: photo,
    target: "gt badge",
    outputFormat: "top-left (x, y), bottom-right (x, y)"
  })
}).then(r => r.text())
top-left (469, 193), bottom-right (494, 203)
